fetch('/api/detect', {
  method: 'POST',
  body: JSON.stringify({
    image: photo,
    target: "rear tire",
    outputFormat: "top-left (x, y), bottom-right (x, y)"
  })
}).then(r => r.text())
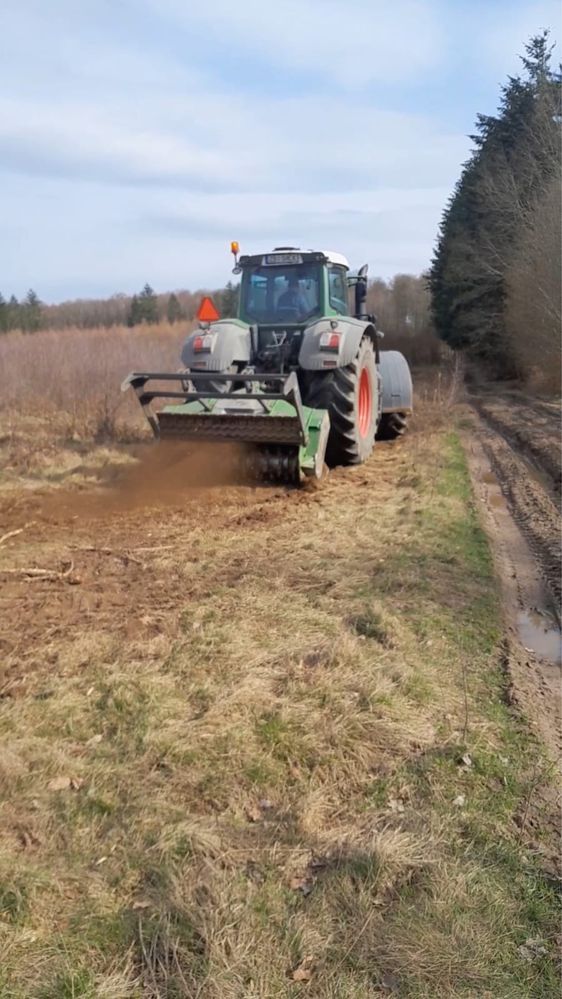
top-left (377, 412), bottom-right (408, 440)
top-left (304, 338), bottom-right (378, 467)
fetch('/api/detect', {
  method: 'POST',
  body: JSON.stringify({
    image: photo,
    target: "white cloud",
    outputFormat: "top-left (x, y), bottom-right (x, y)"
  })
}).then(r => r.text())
top-left (0, 88), bottom-right (468, 195)
top-left (0, 175), bottom-right (449, 299)
top-left (144, 0), bottom-right (444, 88)
top-left (10, 1), bottom-right (560, 298)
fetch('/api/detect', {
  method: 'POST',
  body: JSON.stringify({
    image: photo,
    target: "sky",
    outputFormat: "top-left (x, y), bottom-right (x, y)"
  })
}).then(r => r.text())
top-left (1, 0), bottom-right (559, 302)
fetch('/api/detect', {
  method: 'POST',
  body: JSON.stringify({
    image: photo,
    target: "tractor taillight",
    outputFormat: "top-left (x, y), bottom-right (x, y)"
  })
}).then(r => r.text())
top-left (193, 333), bottom-right (214, 352)
top-left (319, 331), bottom-right (340, 351)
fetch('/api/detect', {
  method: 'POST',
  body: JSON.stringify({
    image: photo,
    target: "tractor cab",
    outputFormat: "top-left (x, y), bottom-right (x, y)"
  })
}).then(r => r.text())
top-left (236, 248), bottom-right (352, 328)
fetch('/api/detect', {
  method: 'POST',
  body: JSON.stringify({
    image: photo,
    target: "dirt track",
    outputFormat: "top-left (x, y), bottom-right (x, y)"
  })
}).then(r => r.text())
top-left (472, 387), bottom-right (561, 497)
top-left (466, 387), bottom-right (561, 763)
top-left (469, 387), bottom-right (560, 615)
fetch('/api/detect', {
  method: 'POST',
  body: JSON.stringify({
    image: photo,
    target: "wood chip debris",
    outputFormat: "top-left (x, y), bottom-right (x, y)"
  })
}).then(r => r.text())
top-left (0, 560), bottom-right (79, 583)
top-left (0, 522), bottom-right (34, 547)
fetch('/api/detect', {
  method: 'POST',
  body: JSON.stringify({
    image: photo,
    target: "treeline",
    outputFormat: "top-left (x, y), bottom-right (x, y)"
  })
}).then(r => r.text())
top-left (0, 277), bottom-right (439, 365)
top-left (0, 282), bottom-right (241, 333)
top-left (0, 290), bottom-right (42, 333)
top-left (430, 33), bottom-right (561, 389)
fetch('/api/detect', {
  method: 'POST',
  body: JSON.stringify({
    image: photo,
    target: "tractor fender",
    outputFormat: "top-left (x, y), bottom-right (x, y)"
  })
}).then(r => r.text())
top-left (378, 350), bottom-right (413, 414)
top-left (181, 320), bottom-right (251, 372)
top-left (298, 317), bottom-right (377, 370)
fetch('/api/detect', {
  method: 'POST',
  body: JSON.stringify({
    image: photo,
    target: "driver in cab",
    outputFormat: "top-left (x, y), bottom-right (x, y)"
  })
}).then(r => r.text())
top-left (277, 275), bottom-right (309, 317)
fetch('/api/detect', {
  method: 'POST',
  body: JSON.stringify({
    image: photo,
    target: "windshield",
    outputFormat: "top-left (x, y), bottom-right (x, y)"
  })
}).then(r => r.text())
top-left (240, 264), bottom-right (322, 324)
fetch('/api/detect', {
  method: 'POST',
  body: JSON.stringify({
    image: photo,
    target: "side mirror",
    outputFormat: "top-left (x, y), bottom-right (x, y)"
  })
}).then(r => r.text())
top-left (355, 265), bottom-right (369, 319)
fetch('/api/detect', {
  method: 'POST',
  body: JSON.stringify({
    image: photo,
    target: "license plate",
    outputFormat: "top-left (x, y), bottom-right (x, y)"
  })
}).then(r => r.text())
top-left (262, 253), bottom-right (303, 266)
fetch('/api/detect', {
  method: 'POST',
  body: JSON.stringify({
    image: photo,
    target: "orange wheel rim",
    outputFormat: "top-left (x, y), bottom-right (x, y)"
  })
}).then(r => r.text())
top-left (358, 366), bottom-right (372, 438)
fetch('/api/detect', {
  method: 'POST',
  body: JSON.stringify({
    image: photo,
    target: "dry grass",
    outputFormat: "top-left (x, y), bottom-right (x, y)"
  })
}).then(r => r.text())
top-left (0, 323), bottom-right (189, 441)
top-left (0, 407), bottom-right (559, 996)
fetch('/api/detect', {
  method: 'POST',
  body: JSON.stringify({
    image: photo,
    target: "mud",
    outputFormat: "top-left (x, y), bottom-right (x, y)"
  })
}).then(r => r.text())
top-left (517, 609), bottom-right (561, 667)
top-left (464, 392), bottom-right (561, 765)
top-left (471, 387), bottom-right (561, 496)
top-left (469, 390), bottom-right (561, 617)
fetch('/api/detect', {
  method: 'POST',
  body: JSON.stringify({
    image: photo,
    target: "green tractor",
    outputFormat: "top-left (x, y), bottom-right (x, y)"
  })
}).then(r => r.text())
top-left (123, 246), bottom-right (413, 484)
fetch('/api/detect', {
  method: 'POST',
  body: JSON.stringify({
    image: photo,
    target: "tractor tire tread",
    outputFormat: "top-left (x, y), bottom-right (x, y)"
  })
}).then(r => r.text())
top-left (377, 412), bottom-right (408, 440)
top-left (304, 342), bottom-right (376, 466)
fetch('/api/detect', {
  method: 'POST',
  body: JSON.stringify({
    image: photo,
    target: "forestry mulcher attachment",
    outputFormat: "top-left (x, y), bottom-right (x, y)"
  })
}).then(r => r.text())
top-left (123, 245), bottom-right (413, 484)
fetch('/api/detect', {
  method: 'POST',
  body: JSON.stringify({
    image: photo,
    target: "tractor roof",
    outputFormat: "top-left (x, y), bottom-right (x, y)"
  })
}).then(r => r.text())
top-left (239, 248), bottom-right (351, 269)
top-left (319, 250), bottom-right (350, 269)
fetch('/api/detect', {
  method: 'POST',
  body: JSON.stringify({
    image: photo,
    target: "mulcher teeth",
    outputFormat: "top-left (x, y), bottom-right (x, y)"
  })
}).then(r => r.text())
top-left (121, 371), bottom-right (329, 486)
top-left (246, 446), bottom-right (300, 485)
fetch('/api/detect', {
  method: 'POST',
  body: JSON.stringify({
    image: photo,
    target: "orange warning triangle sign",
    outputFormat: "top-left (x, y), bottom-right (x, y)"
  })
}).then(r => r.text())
top-left (197, 296), bottom-right (220, 322)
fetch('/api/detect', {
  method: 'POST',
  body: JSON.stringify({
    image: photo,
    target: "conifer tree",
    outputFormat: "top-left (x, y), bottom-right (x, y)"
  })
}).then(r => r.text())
top-left (166, 292), bottom-right (184, 323)
top-left (429, 32), bottom-right (561, 376)
top-left (217, 280), bottom-right (239, 317)
top-left (7, 295), bottom-right (20, 330)
top-left (139, 283), bottom-right (158, 323)
top-left (127, 294), bottom-right (141, 327)
top-left (21, 289), bottom-right (42, 332)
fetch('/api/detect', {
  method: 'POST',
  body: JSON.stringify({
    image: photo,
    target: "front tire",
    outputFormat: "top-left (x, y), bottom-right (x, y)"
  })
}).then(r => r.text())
top-left (305, 338), bottom-right (378, 467)
top-left (377, 412), bottom-right (408, 440)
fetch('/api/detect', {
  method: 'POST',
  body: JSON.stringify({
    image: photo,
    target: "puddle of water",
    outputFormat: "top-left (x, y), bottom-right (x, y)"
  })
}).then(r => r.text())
top-left (517, 609), bottom-right (562, 666)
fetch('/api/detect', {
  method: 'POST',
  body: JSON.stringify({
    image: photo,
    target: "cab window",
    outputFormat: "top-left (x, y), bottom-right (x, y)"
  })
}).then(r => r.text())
top-left (241, 264), bottom-right (321, 323)
top-left (328, 266), bottom-right (349, 314)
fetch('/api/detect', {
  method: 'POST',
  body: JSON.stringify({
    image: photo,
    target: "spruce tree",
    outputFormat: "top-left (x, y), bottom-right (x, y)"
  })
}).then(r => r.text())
top-left (217, 280), bottom-right (239, 317)
top-left (127, 294), bottom-right (141, 327)
top-left (166, 292), bottom-right (184, 323)
top-left (127, 284), bottom-right (159, 326)
top-left (21, 289), bottom-right (42, 332)
top-left (7, 295), bottom-right (19, 330)
top-left (139, 283), bottom-right (158, 323)
top-left (429, 32), bottom-right (561, 375)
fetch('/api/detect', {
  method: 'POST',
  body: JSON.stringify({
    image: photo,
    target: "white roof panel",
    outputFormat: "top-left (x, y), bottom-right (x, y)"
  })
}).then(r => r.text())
top-left (321, 250), bottom-right (350, 269)
top-left (268, 247), bottom-right (350, 269)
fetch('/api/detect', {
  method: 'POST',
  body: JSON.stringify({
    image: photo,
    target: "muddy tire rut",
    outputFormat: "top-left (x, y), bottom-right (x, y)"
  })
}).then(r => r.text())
top-left (469, 391), bottom-right (560, 614)
top-left (465, 390), bottom-right (561, 764)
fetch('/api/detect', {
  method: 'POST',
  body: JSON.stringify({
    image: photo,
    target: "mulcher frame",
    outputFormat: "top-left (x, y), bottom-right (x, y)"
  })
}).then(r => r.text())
top-left (122, 370), bottom-right (329, 478)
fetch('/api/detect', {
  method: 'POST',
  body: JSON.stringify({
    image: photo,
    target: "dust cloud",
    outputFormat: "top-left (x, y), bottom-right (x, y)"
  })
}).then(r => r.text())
top-left (6, 442), bottom-right (260, 527)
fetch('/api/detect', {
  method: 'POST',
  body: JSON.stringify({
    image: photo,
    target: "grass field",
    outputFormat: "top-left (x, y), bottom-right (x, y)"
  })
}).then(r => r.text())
top-left (0, 398), bottom-right (559, 996)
